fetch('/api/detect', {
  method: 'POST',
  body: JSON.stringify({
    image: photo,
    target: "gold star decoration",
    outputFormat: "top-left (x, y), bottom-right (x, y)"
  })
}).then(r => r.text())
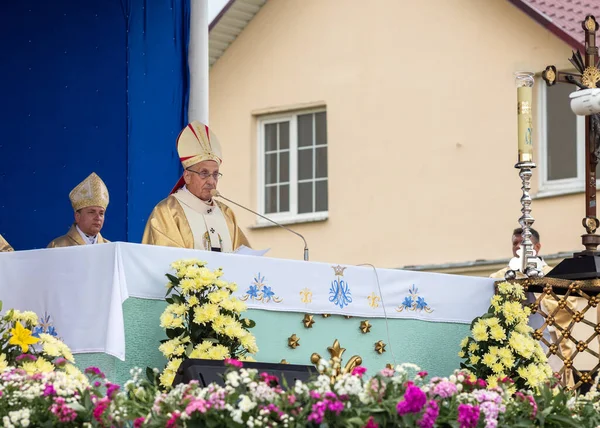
top-left (288, 334), bottom-right (300, 349)
top-left (374, 340), bottom-right (386, 354)
top-left (322, 314), bottom-right (330, 318)
top-left (302, 314), bottom-right (315, 328)
top-left (386, 363), bottom-right (393, 370)
top-left (359, 320), bottom-right (372, 334)
top-left (280, 359), bottom-right (289, 364)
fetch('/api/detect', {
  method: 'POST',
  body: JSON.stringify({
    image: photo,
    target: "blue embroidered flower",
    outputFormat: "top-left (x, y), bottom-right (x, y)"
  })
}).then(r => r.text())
top-left (262, 286), bottom-right (275, 300)
top-left (415, 296), bottom-right (428, 310)
top-left (402, 296), bottom-right (413, 309)
top-left (246, 284), bottom-right (260, 298)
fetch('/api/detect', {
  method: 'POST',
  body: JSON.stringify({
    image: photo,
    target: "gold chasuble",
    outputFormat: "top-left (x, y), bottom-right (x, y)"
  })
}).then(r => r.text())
top-left (48, 225), bottom-right (110, 248)
top-left (141, 192), bottom-right (250, 251)
top-left (0, 234), bottom-right (13, 252)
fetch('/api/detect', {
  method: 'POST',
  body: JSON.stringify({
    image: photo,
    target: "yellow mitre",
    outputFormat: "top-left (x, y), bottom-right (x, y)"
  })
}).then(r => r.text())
top-left (69, 172), bottom-right (109, 211)
top-left (177, 121), bottom-right (222, 168)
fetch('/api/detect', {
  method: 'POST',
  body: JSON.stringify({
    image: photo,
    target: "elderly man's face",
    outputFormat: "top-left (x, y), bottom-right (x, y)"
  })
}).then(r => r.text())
top-left (183, 160), bottom-right (220, 201)
top-left (75, 206), bottom-right (105, 236)
top-left (512, 234), bottom-right (541, 258)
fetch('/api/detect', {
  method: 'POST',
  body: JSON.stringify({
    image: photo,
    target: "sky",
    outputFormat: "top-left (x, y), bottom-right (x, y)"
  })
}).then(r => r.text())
top-left (208, 0), bottom-right (230, 23)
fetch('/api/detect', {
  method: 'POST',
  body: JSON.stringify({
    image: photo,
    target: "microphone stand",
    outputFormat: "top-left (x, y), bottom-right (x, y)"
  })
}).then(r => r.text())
top-left (212, 191), bottom-right (309, 261)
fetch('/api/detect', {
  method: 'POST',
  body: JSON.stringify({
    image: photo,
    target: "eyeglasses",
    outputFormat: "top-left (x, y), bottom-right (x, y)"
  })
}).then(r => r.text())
top-left (186, 169), bottom-right (223, 180)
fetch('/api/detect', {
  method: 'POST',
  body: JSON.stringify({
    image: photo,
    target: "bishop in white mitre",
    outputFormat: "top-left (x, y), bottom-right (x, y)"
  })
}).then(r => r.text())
top-left (142, 121), bottom-right (250, 252)
top-left (47, 173), bottom-right (110, 248)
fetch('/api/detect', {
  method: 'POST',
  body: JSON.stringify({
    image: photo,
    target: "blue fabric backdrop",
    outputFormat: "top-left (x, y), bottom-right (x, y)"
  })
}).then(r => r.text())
top-left (0, 0), bottom-right (189, 249)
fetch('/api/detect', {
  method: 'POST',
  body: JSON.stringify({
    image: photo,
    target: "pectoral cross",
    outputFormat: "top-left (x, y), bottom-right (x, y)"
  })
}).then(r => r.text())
top-left (542, 15), bottom-right (600, 251)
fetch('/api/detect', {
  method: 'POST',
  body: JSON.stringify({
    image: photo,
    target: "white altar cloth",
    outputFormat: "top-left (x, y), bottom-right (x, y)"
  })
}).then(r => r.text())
top-left (0, 243), bottom-right (495, 360)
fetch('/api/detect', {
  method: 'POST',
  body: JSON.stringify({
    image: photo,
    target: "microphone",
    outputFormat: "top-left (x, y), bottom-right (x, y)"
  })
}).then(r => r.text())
top-left (210, 189), bottom-right (309, 261)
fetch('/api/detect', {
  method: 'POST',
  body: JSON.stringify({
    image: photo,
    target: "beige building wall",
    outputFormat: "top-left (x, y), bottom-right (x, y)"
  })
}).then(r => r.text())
top-left (209, 0), bottom-right (585, 269)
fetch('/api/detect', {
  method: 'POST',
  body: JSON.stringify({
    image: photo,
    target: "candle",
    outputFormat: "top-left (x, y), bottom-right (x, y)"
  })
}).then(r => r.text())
top-left (516, 72), bottom-right (534, 163)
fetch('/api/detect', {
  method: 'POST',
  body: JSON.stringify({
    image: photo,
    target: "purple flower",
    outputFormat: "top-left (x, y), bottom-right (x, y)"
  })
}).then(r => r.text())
top-left (352, 366), bottom-right (367, 377)
top-left (418, 371), bottom-right (429, 378)
top-left (418, 400), bottom-right (440, 428)
top-left (224, 358), bottom-right (243, 368)
top-left (396, 385), bottom-right (427, 415)
top-left (15, 354), bottom-right (36, 362)
top-left (105, 382), bottom-right (120, 398)
top-left (364, 416), bottom-right (379, 428)
top-left (42, 384), bottom-right (56, 397)
top-left (457, 404), bottom-right (480, 428)
top-left (85, 367), bottom-right (106, 378)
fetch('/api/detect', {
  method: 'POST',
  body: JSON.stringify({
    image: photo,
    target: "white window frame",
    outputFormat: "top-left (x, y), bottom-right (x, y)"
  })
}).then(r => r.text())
top-left (536, 81), bottom-right (586, 198)
top-left (256, 108), bottom-right (329, 226)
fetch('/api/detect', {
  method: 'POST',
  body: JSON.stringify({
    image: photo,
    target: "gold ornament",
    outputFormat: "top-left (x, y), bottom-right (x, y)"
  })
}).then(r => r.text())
top-left (375, 340), bottom-right (386, 354)
top-left (299, 288), bottom-right (313, 303)
top-left (367, 292), bottom-right (381, 308)
top-left (332, 265), bottom-right (347, 276)
top-left (302, 314), bottom-right (315, 328)
top-left (585, 16), bottom-right (597, 32)
top-left (344, 315), bottom-right (353, 319)
top-left (360, 320), bottom-right (372, 334)
top-left (582, 66), bottom-right (600, 89)
top-left (322, 314), bottom-right (331, 318)
top-left (280, 359), bottom-right (289, 364)
top-left (288, 334), bottom-right (300, 349)
top-left (543, 66), bottom-right (556, 85)
top-left (310, 339), bottom-right (363, 382)
top-left (386, 363), bottom-right (394, 370)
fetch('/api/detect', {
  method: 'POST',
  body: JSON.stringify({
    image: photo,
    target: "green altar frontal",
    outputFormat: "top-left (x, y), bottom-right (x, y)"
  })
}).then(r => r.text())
top-left (76, 298), bottom-right (469, 385)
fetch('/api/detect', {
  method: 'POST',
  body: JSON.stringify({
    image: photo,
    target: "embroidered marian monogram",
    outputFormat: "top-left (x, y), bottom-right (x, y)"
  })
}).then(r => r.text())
top-left (240, 273), bottom-right (283, 303)
top-left (396, 285), bottom-right (433, 313)
top-left (329, 265), bottom-right (352, 309)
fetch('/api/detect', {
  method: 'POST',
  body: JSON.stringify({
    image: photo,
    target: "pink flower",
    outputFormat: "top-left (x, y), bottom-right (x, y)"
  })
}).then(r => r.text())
top-left (287, 394), bottom-right (297, 405)
top-left (106, 382), bottom-right (120, 398)
top-left (186, 398), bottom-right (210, 415)
top-left (54, 357), bottom-right (68, 367)
top-left (224, 358), bottom-right (243, 368)
top-left (166, 411), bottom-right (181, 428)
top-left (352, 366), bottom-right (367, 377)
top-left (380, 368), bottom-right (395, 377)
top-left (133, 417), bottom-right (145, 428)
top-left (364, 416), bottom-right (379, 428)
top-left (396, 385), bottom-right (427, 415)
top-left (431, 381), bottom-right (458, 398)
top-left (418, 371), bottom-right (429, 378)
top-left (50, 396), bottom-right (77, 423)
top-left (92, 397), bottom-right (110, 422)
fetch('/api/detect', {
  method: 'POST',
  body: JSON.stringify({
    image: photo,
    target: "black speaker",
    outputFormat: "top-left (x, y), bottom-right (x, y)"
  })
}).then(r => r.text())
top-left (173, 359), bottom-right (316, 387)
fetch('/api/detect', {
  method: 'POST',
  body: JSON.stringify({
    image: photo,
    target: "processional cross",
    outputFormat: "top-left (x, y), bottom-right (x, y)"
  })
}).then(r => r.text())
top-left (542, 15), bottom-right (600, 251)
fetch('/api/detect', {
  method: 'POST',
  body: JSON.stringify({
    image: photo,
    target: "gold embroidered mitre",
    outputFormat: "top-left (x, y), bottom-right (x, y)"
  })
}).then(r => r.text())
top-left (177, 121), bottom-right (222, 168)
top-left (69, 172), bottom-right (109, 211)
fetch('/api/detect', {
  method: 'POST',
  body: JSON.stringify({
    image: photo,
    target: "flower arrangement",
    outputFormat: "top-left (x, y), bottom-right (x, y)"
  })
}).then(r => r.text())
top-left (458, 282), bottom-right (553, 390)
top-left (0, 304), bottom-right (79, 377)
top-left (158, 259), bottom-right (258, 388)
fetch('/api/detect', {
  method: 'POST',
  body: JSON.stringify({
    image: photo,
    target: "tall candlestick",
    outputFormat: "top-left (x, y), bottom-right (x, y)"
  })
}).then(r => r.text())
top-left (516, 72), bottom-right (534, 163)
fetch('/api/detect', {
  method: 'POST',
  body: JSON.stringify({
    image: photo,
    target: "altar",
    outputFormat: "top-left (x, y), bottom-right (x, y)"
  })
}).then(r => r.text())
top-left (0, 243), bottom-right (495, 385)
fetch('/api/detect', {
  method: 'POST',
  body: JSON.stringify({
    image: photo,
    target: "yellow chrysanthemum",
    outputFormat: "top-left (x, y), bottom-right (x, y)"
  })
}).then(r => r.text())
top-left (171, 304), bottom-right (187, 316)
top-left (472, 321), bottom-right (488, 342)
top-left (490, 295), bottom-right (502, 310)
top-left (193, 304), bottom-right (220, 325)
top-left (490, 326), bottom-right (507, 341)
top-left (9, 322), bottom-right (39, 352)
top-left (208, 290), bottom-right (230, 304)
top-left (468, 342), bottom-right (480, 353)
top-left (207, 344), bottom-right (230, 360)
top-left (460, 337), bottom-right (469, 348)
top-left (187, 296), bottom-right (200, 307)
top-left (35, 358), bottom-right (55, 373)
top-left (469, 355), bottom-right (481, 364)
top-left (179, 279), bottom-right (196, 294)
top-left (220, 299), bottom-right (236, 312)
top-left (232, 299), bottom-right (247, 313)
top-left (0, 354), bottom-right (7, 371)
top-left (21, 361), bottom-right (37, 375)
top-left (482, 353), bottom-right (496, 367)
top-left (486, 376), bottom-right (499, 389)
top-left (491, 363), bottom-right (504, 374)
top-left (160, 369), bottom-right (176, 388)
